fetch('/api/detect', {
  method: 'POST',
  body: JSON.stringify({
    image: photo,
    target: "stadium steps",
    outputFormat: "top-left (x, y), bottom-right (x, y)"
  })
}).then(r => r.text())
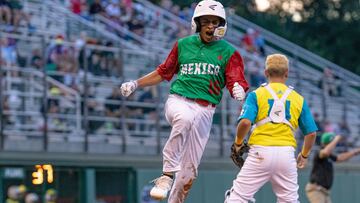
top-left (2, 0), bottom-right (358, 155)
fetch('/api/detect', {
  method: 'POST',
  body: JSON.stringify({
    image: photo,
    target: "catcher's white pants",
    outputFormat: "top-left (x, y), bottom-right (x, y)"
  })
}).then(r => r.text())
top-left (163, 94), bottom-right (215, 203)
top-left (227, 145), bottom-right (299, 203)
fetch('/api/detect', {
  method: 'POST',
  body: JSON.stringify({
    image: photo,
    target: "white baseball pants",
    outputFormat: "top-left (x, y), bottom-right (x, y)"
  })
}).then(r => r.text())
top-left (163, 94), bottom-right (215, 203)
top-left (227, 145), bottom-right (299, 203)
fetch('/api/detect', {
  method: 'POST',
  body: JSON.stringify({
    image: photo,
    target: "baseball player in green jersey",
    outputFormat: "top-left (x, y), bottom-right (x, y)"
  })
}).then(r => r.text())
top-left (120, 0), bottom-right (249, 202)
top-left (225, 54), bottom-right (317, 203)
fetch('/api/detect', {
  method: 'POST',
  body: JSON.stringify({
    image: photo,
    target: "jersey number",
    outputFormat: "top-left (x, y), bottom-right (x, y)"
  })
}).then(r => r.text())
top-left (208, 80), bottom-right (220, 95)
top-left (268, 99), bottom-right (291, 120)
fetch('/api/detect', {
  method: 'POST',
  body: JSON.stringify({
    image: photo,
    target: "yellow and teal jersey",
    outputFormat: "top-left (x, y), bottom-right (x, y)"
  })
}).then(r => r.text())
top-left (238, 83), bottom-right (318, 148)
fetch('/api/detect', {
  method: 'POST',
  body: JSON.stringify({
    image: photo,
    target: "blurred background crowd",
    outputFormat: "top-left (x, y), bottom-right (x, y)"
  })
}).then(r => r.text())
top-left (0, 0), bottom-right (359, 202)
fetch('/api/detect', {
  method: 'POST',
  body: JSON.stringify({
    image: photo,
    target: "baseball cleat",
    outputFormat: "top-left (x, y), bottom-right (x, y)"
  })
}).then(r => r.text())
top-left (150, 175), bottom-right (173, 200)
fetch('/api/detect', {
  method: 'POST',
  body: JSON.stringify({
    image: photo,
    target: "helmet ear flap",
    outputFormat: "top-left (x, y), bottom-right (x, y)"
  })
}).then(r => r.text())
top-left (191, 17), bottom-right (201, 33)
top-left (195, 17), bottom-right (201, 32)
top-left (219, 18), bottom-right (226, 27)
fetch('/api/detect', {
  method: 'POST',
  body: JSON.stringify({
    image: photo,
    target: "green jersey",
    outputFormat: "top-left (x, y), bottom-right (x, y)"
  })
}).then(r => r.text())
top-left (156, 34), bottom-right (248, 105)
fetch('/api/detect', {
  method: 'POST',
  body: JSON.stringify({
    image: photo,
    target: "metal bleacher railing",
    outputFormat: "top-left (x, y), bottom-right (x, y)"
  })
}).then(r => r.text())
top-left (1, 0), bottom-right (359, 157)
top-left (227, 14), bottom-right (360, 87)
top-left (24, 0), bottom-right (142, 50)
top-left (133, 0), bottom-right (360, 139)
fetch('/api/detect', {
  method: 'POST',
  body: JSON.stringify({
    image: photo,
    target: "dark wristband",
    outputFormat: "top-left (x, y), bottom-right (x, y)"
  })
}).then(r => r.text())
top-left (301, 153), bottom-right (308, 159)
top-left (234, 143), bottom-right (242, 147)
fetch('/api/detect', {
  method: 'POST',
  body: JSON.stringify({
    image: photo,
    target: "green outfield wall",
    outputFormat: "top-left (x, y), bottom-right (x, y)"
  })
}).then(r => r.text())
top-left (136, 165), bottom-right (360, 203)
top-left (0, 152), bottom-right (360, 203)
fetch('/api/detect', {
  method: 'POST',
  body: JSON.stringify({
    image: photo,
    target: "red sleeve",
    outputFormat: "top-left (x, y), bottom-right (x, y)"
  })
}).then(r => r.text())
top-left (225, 50), bottom-right (249, 97)
top-left (156, 42), bottom-right (179, 81)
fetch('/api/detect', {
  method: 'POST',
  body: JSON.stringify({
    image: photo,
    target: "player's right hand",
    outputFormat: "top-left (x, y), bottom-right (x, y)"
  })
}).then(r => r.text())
top-left (120, 80), bottom-right (138, 97)
top-left (296, 153), bottom-right (308, 169)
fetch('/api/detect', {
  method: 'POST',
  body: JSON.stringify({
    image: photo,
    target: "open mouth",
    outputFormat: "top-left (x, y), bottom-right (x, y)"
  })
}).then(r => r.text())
top-left (206, 31), bottom-right (214, 37)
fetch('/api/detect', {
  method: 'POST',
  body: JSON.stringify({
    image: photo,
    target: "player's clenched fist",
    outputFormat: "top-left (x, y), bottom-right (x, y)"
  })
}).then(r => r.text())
top-left (232, 82), bottom-right (246, 101)
top-left (120, 80), bottom-right (138, 97)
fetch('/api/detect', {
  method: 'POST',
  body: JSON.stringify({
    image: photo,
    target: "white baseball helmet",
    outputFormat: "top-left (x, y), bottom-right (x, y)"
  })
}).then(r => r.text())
top-left (191, 0), bottom-right (227, 39)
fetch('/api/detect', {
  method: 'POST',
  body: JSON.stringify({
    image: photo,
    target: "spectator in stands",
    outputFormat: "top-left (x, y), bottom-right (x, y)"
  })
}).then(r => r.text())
top-left (104, 86), bottom-right (141, 132)
top-left (30, 48), bottom-right (43, 70)
top-left (8, 90), bottom-right (21, 110)
top-left (105, 0), bottom-right (121, 22)
top-left (89, 50), bottom-right (111, 77)
top-left (336, 121), bottom-right (350, 138)
top-left (82, 86), bottom-right (102, 133)
top-left (119, 1), bottom-right (133, 23)
top-left (170, 5), bottom-right (184, 20)
top-left (44, 189), bottom-right (57, 203)
top-left (124, 91), bottom-right (143, 131)
top-left (336, 121), bottom-right (351, 150)
top-left (138, 86), bottom-right (158, 131)
top-left (5, 91), bottom-right (21, 126)
top-left (175, 2), bottom-right (196, 22)
top-left (127, 14), bottom-right (145, 36)
top-left (139, 86), bottom-right (158, 112)
top-left (6, 185), bottom-right (21, 203)
top-left (102, 41), bottom-right (121, 77)
top-left (0, 37), bottom-right (17, 67)
top-left (306, 133), bottom-right (360, 203)
top-left (9, 0), bottom-right (33, 32)
top-left (254, 29), bottom-right (266, 56)
top-left (58, 47), bottom-right (80, 90)
top-left (241, 28), bottom-right (256, 52)
top-left (334, 74), bottom-right (343, 96)
top-left (37, 86), bottom-right (67, 132)
top-left (63, 66), bottom-right (80, 90)
top-left (80, 2), bottom-right (90, 20)
top-left (160, 0), bottom-right (173, 11)
top-left (123, 0), bottom-right (133, 10)
top-left (245, 53), bottom-right (266, 87)
top-left (45, 35), bottom-right (67, 75)
top-left (89, 0), bottom-right (105, 16)
top-left (321, 67), bottom-right (338, 97)
top-left (323, 120), bottom-right (338, 133)
top-left (74, 31), bottom-right (88, 69)
top-left (69, 0), bottom-right (82, 15)
top-left (105, 87), bottom-right (122, 119)
top-left (47, 99), bottom-right (66, 132)
top-left (175, 23), bottom-right (189, 39)
top-left (18, 184), bottom-right (27, 202)
top-left (25, 193), bottom-right (39, 203)
top-left (0, 0), bottom-right (11, 27)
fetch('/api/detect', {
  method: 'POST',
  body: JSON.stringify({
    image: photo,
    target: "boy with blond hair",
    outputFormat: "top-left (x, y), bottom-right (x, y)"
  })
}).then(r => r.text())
top-left (225, 54), bottom-right (318, 203)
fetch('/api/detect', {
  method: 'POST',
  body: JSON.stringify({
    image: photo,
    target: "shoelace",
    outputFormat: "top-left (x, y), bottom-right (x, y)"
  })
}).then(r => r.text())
top-left (150, 176), bottom-right (172, 189)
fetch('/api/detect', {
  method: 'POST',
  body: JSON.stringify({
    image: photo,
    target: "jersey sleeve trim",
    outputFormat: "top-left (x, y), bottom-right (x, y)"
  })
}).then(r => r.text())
top-left (237, 91), bottom-right (258, 124)
top-left (225, 51), bottom-right (249, 97)
top-left (298, 99), bottom-right (318, 135)
top-left (156, 41), bottom-right (179, 81)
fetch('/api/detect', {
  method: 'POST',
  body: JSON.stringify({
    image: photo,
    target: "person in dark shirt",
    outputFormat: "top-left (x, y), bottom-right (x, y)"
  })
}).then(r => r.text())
top-left (306, 132), bottom-right (360, 203)
top-left (105, 87), bottom-right (122, 118)
top-left (89, 0), bottom-right (104, 16)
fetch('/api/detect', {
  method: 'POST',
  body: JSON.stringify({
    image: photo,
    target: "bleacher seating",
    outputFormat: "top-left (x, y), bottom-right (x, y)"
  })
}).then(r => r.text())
top-left (0, 0), bottom-right (359, 159)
